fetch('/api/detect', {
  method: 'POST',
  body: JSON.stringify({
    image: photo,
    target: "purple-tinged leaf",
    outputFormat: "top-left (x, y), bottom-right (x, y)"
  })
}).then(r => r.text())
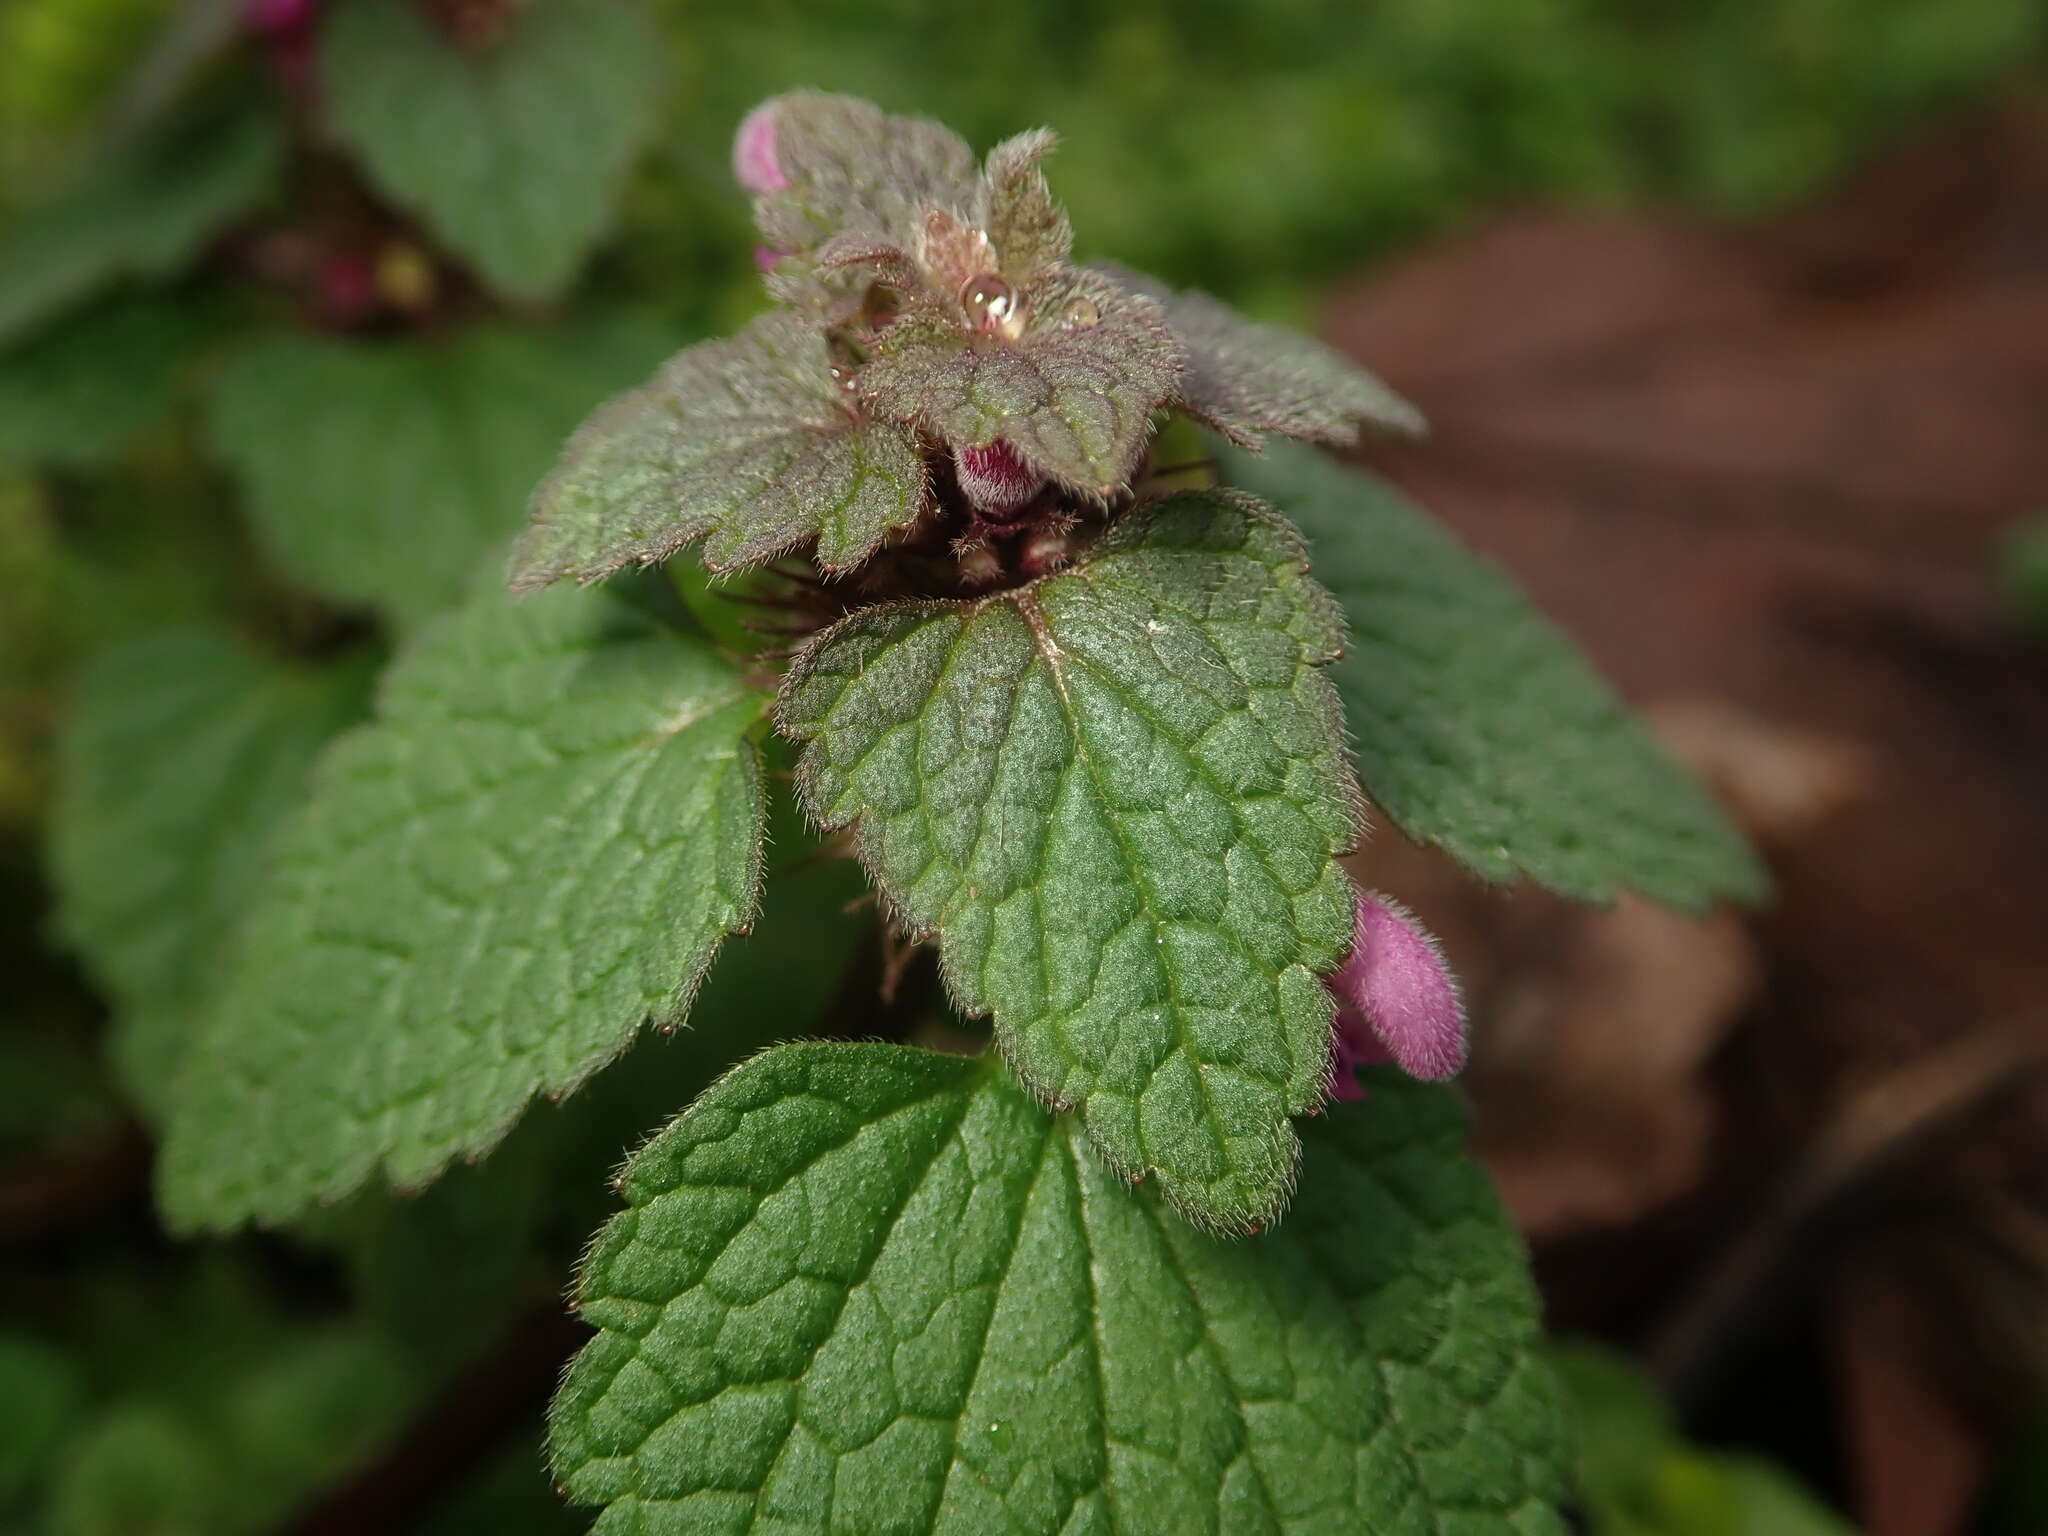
top-left (1097, 261), bottom-right (1425, 446)
top-left (750, 92), bottom-right (978, 259)
top-left (511, 312), bottom-right (928, 590)
top-left (859, 267), bottom-right (1184, 498)
top-left (979, 128), bottom-right (1070, 282)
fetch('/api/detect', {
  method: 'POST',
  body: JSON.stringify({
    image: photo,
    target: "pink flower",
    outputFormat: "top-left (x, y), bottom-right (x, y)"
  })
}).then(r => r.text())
top-left (732, 103), bottom-right (789, 196)
top-left (1327, 889), bottom-right (1466, 1100)
top-left (955, 441), bottom-right (1046, 520)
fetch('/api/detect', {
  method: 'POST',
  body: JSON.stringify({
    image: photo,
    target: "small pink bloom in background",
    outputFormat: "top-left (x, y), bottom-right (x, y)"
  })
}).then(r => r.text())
top-left (315, 252), bottom-right (379, 327)
top-left (732, 103), bottom-right (789, 196)
top-left (956, 441), bottom-right (1045, 519)
top-left (1327, 889), bottom-right (1466, 1100)
top-left (247, 0), bottom-right (318, 36)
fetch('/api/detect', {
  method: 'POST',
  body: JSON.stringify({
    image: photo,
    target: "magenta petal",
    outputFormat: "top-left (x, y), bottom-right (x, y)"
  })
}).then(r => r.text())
top-left (732, 103), bottom-right (790, 195)
top-left (1327, 1006), bottom-right (1390, 1101)
top-left (1328, 889), bottom-right (1467, 1087)
top-left (955, 441), bottom-right (1045, 519)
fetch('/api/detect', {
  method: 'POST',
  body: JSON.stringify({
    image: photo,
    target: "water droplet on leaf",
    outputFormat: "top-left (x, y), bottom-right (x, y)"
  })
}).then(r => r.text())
top-left (1062, 295), bottom-right (1100, 329)
top-left (961, 273), bottom-right (1022, 338)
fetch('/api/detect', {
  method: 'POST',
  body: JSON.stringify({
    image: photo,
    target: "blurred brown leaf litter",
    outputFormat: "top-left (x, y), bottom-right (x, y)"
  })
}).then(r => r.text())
top-left (1329, 99), bottom-right (2048, 1534)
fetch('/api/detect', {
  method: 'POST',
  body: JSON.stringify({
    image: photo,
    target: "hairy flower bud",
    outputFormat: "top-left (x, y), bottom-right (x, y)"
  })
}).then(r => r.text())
top-left (1327, 889), bottom-right (1466, 1098)
top-left (732, 103), bottom-right (789, 196)
top-left (955, 441), bottom-right (1045, 520)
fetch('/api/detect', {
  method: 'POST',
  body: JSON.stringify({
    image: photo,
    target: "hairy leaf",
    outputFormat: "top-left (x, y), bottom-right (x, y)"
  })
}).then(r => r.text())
top-left (50, 629), bottom-right (374, 1121)
top-left (511, 312), bottom-right (928, 591)
top-left (0, 296), bottom-right (208, 467)
top-left (1098, 263), bottom-right (1424, 446)
top-left (981, 128), bottom-right (1070, 282)
top-left (1229, 442), bottom-right (1765, 909)
top-left (210, 313), bottom-right (678, 625)
top-left (321, 803), bottom-right (869, 1376)
top-left (551, 1043), bottom-right (1569, 1534)
top-left (754, 92), bottom-right (979, 259)
top-left (780, 491), bottom-right (1359, 1230)
top-left (860, 266), bottom-right (1184, 497)
top-left (0, 105), bottom-right (280, 346)
top-left (159, 583), bottom-right (769, 1230)
top-left (320, 0), bottom-right (664, 300)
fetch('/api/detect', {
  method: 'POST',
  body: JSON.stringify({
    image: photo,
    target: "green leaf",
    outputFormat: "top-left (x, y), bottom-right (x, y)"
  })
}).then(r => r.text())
top-left (1097, 263), bottom-right (1424, 447)
top-left (779, 491), bottom-right (1359, 1230)
top-left (159, 582), bottom-right (769, 1231)
top-left (510, 311), bottom-right (928, 591)
top-left (0, 1334), bottom-right (86, 1507)
top-left (551, 1044), bottom-right (1569, 1534)
top-left (754, 92), bottom-right (979, 260)
top-left (860, 266), bottom-right (1184, 497)
top-left (209, 313), bottom-right (679, 625)
top-left (319, 0), bottom-right (664, 301)
top-left (1551, 1341), bottom-right (1854, 1536)
top-left (49, 628), bottom-right (374, 1121)
top-left (1999, 517), bottom-right (2048, 640)
top-left (1227, 442), bottom-right (1766, 910)
top-left (46, 1326), bottom-right (415, 1536)
top-left (0, 105), bottom-right (280, 347)
top-left (0, 296), bottom-right (207, 467)
top-left (317, 795), bottom-right (869, 1375)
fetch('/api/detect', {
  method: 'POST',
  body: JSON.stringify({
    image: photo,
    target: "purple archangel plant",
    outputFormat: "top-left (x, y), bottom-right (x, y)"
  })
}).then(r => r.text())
top-left (151, 94), bottom-right (1764, 1530)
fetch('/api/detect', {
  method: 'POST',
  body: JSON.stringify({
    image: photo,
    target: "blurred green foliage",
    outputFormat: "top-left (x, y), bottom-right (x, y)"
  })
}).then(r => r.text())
top-left (0, 0), bottom-right (2037, 1527)
top-left (1552, 1342), bottom-right (1857, 1536)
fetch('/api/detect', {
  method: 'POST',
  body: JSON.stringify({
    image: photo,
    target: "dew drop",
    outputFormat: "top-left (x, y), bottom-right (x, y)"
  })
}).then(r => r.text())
top-left (1062, 295), bottom-right (1100, 329)
top-left (960, 272), bottom-right (1019, 336)
top-left (987, 1420), bottom-right (1015, 1453)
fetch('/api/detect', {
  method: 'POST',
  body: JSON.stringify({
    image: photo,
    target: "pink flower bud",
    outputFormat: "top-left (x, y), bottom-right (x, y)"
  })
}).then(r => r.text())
top-left (1327, 889), bottom-right (1466, 1099)
top-left (956, 441), bottom-right (1045, 520)
top-left (732, 103), bottom-right (789, 196)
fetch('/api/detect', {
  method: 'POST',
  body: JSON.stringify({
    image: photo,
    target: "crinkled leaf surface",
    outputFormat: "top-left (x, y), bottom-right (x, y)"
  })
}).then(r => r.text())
top-left (0, 296), bottom-right (208, 467)
top-left (860, 267), bottom-right (1183, 496)
top-left (210, 313), bottom-right (678, 625)
top-left (319, 0), bottom-right (664, 301)
top-left (512, 311), bottom-right (927, 591)
top-left (551, 1043), bottom-right (1569, 1535)
top-left (1228, 442), bottom-right (1765, 909)
top-left (160, 582), bottom-right (769, 1230)
top-left (1098, 263), bottom-right (1423, 447)
top-left (321, 803), bottom-right (869, 1377)
top-left (753, 92), bottom-right (979, 259)
top-left (780, 491), bottom-right (1358, 1230)
top-left (50, 628), bottom-right (374, 1121)
top-left (0, 105), bottom-right (280, 346)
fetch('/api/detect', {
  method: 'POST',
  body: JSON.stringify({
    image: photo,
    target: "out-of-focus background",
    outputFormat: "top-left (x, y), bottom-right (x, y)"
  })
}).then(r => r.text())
top-left (3, 2), bottom-right (2046, 1532)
